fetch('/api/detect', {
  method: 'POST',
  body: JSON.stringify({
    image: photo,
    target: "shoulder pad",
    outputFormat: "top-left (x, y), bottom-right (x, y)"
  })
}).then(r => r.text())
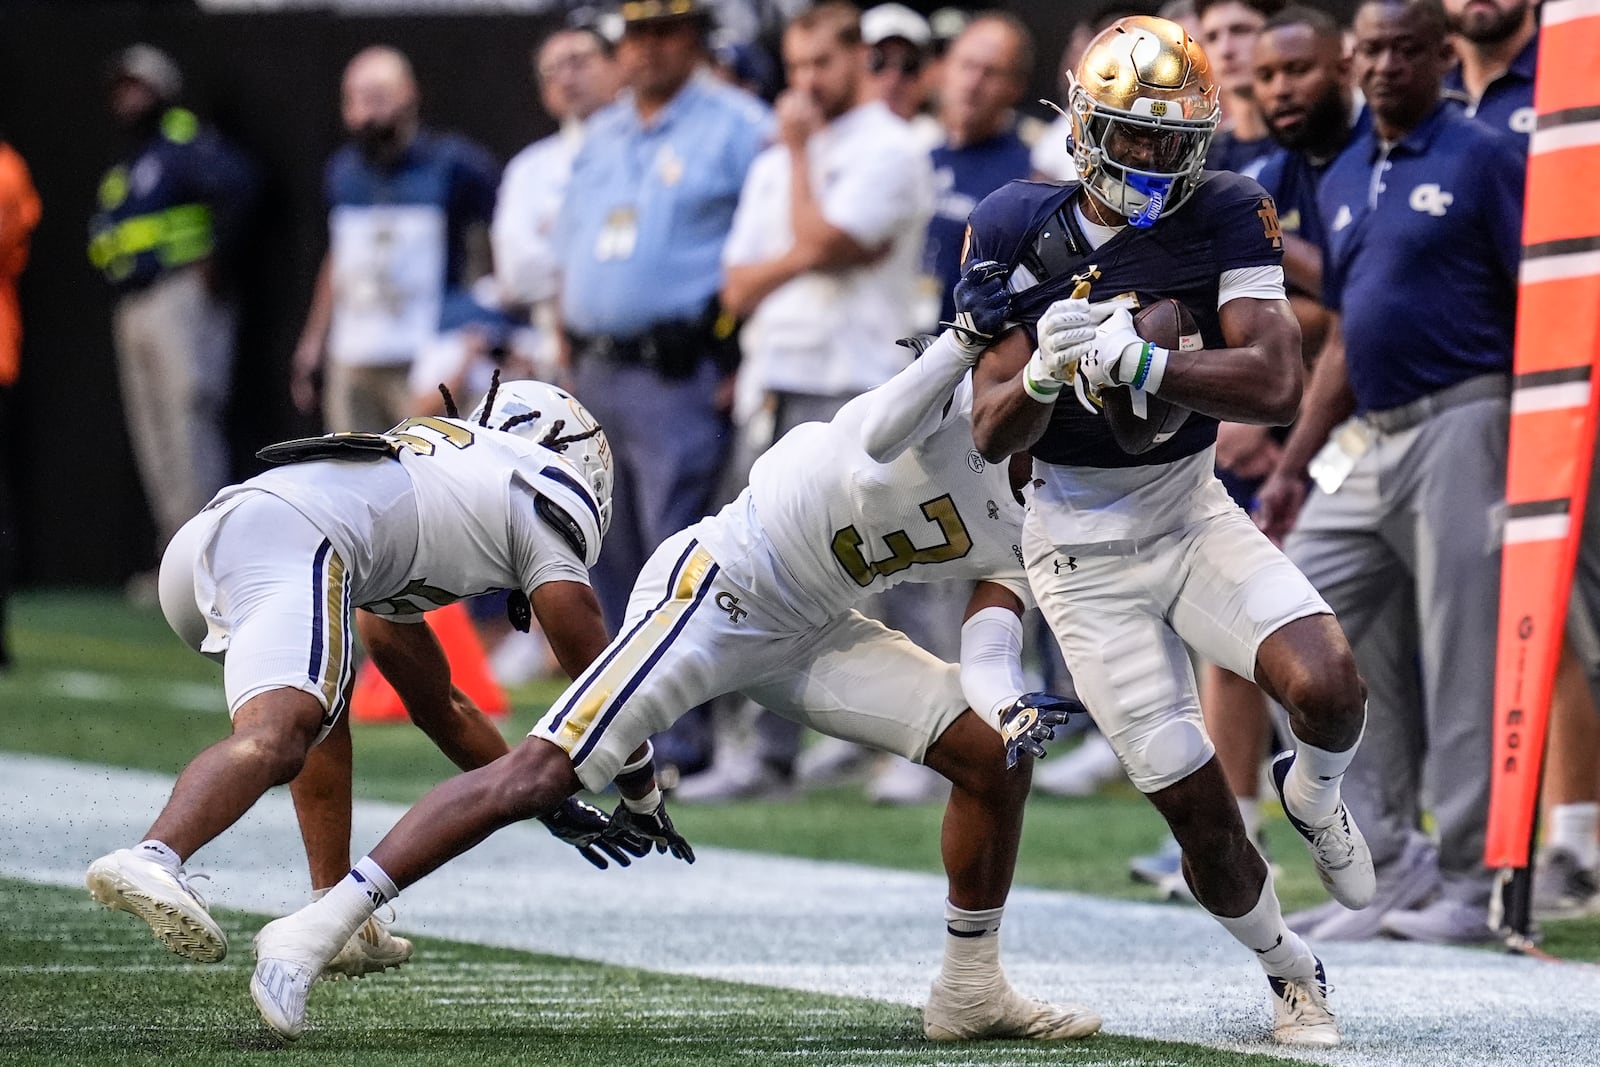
top-left (524, 461), bottom-right (604, 569)
top-left (967, 180), bottom-right (1078, 271)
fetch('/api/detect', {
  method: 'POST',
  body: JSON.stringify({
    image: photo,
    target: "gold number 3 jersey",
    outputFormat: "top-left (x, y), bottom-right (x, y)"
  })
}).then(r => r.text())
top-left (209, 416), bottom-right (598, 619)
top-left (698, 377), bottom-right (1031, 624)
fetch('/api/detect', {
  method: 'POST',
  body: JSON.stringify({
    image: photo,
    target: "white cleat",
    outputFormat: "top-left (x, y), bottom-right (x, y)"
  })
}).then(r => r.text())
top-left (1269, 957), bottom-right (1340, 1047)
top-left (251, 909), bottom-right (348, 1039)
top-left (1271, 751), bottom-right (1376, 910)
top-left (322, 908), bottom-right (413, 981)
top-left (86, 847), bottom-right (227, 963)
top-left (924, 977), bottom-right (1102, 1041)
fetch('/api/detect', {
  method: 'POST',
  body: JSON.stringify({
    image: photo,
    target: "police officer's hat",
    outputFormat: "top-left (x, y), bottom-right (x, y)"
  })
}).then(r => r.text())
top-left (618, 0), bottom-right (714, 28)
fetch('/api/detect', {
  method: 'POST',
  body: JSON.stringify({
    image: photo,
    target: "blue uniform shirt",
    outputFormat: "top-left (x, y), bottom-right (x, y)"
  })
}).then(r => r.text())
top-left (966, 171), bottom-right (1284, 468)
top-left (88, 108), bottom-right (258, 291)
top-left (1319, 102), bottom-right (1524, 413)
top-left (325, 129), bottom-right (500, 299)
top-left (925, 128), bottom-right (1033, 324)
top-left (1443, 33), bottom-right (1538, 146)
top-left (1205, 128), bottom-right (1277, 178)
top-left (558, 75), bottom-right (771, 338)
top-left (1254, 107), bottom-right (1371, 261)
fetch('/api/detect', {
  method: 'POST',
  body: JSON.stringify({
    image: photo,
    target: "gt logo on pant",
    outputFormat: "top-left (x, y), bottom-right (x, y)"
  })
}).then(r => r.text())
top-left (715, 591), bottom-right (748, 624)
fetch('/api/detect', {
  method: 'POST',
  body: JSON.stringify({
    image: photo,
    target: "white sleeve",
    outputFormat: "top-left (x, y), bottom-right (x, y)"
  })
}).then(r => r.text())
top-left (492, 145), bottom-right (567, 306)
top-left (822, 140), bottom-right (934, 248)
top-left (855, 331), bottom-right (973, 462)
top-left (509, 484), bottom-right (591, 596)
top-left (723, 151), bottom-right (780, 268)
top-left (960, 607), bottom-right (1027, 731)
top-left (1218, 265), bottom-right (1287, 307)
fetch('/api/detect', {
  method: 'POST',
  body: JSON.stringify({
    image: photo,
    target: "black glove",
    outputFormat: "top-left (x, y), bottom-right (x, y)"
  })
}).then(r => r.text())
top-left (604, 798), bottom-right (695, 864)
top-left (945, 259), bottom-right (1013, 353)
top-left (539, 797), bottom-right (652, 870)
top-left (998, 691), bottom-right (1083, 769)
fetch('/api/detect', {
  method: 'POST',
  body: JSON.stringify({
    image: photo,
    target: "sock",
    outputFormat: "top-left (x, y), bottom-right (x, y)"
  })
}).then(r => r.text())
top-left (1549, 802), bottom-right (1600, 871)
top-left (940, 900), bottom-right (1005, 986)
top-left (1285, 715), bottom-right (1365, 824)
top-left (1210, 873), bottom-right (1315, 980)
top-left (135, 839), bottom-right (181, 872)
top-left (351, 856), bottom-right (399, 903)
top-left (1238, 796), bottom-right (1263, 844)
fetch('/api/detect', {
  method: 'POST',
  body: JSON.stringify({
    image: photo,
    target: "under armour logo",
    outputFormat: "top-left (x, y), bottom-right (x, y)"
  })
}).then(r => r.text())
top-left (1409, 183), bottom-right (1454, 217)
top-left (1055, 557), bottom-right (1077, 574)
top-left (987, 500), bottom-right (1000, 520)
top-left (715, 591), bottom-right (748, 624)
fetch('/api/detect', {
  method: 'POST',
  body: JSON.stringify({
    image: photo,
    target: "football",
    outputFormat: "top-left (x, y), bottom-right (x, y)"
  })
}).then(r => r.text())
top-left (1100, 298), bottom-right (1199, 455)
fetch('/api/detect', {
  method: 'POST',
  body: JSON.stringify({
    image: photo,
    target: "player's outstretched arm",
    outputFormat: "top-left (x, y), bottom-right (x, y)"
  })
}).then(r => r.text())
top-left (356, 610), bottom-right (511, 770)
top-left (958, 581), bottom-right (1082, 768)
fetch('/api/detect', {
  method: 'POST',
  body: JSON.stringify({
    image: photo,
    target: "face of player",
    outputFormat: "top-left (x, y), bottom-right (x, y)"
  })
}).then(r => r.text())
top-left (109, 77), bottom-right (162, 130)
top-left (939, 20), bottom-right (1026, 143)
top-left (869, 38), bottom-right (928, 121)
top-left (1253, 23), bottom-right (1349, 152)
top-left (1200, 1), bottom-right (1268, 96)
top-left (618, 19), bottom-right (703, 104)
top-left (1102, 122), bottom-right (1192, 174)
top-left (1443, 0), bottom-right (1533, 44)
top-left (537, 32), bottom-right (619, 124)
top-left (1351, 2), bottom-right (1452, 137)
top-left (782, 24), bottom-right (866, 121)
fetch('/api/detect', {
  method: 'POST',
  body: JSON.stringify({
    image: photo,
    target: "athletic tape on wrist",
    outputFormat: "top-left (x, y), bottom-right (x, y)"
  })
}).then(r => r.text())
top-left (622, 785), bottom-right (662, 814)
top-left (1023, 353), bottom-right (1063, 404)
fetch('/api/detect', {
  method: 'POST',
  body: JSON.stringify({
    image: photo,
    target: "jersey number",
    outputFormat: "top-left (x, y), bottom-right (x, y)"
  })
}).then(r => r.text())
top-left (384, 416), bottom-right (476, 456)
top-left (830, 494), bottom-right (973, 588)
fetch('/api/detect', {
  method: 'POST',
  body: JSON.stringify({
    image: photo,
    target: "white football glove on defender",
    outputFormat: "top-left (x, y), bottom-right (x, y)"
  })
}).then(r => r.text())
top-left (1079, 307), bottom-right (1169, 395)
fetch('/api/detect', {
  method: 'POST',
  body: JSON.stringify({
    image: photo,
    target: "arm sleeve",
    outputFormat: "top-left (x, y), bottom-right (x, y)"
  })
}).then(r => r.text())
top-left (855, 331), bottom-right (973, 462)
top-left (960, 606), bottom-right (1026, 731)
top-left (509, 484), bottom-right (591, 596)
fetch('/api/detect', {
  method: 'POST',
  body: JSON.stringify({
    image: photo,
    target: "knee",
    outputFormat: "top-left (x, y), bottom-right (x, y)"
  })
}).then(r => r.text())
top-left (484, 741), bottom-right (578, 821)
top-left (235, 726), bottom-right (313, 786)
top-left (1275, 641), bottom-right (1366, 740)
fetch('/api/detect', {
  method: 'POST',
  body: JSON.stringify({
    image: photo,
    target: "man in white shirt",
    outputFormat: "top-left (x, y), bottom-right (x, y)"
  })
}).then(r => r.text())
top-left (683, 1), bottom-right (934, 800)
top-left (493, 26), bottom-right (621, 348)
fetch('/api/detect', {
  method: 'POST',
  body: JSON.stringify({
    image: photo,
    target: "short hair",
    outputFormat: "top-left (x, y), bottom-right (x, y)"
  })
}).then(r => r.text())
top-left (787, 1), bottom-right (863, 49)
top-left (963, 11), bottom-right (1038, 83)
top-left (1195, 0), bottom-right (1287, 19)
top-left (1263, 4), bottom-right (1343, 39)
top-left (1354, 0), bottom-right (1449, 43)
top-left (535, 25), bottom-right (614, 71)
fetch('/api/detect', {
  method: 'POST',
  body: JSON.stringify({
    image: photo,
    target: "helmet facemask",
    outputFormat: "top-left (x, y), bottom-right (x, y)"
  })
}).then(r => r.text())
top-left (1065, 16), bottom-right (1221, 228)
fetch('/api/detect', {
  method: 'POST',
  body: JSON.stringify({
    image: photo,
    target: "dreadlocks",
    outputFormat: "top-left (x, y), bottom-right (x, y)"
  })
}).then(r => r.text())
top-left (476, 368), bottom-right (503, 428)
top-left (438, 383), bottom-right (460, 419)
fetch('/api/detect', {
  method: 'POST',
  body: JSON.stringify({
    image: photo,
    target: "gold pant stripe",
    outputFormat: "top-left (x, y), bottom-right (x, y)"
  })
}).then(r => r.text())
top-left (319, 550), bottom-right (349, 710)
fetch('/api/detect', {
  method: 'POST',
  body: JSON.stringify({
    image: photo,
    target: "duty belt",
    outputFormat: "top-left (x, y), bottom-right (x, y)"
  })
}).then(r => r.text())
top-left (1364, 374), bottom-right (1509, 435)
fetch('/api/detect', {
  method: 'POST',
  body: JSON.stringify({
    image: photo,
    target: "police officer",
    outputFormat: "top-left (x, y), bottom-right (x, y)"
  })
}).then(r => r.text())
top-left (555, 0), bottom-right (770, 778)
top-left (1256, 0), bottom-right (1526, 944)
top-left (88, 45), bottom-right (257, 574)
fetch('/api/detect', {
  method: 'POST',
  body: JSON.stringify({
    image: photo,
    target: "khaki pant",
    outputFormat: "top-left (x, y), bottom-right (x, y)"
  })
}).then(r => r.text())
top-left (112, 266), bottom-right (235, 547)
top-left (322, 362), bottom-right (413, 433)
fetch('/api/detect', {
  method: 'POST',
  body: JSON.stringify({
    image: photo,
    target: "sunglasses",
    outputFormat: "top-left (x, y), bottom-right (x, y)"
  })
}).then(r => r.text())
top-left (870, 48), bottom-right (924, 77)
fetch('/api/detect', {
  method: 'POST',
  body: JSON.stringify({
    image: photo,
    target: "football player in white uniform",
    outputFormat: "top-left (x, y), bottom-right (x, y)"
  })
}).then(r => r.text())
top-left (247, 262), bottom-right (1100, 1044)
top-left (86, 380), bottom-right (673, 978)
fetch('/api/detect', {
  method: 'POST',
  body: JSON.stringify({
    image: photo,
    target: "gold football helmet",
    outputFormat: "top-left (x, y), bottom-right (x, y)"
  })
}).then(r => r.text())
top-left (1066, 15), bottom-right (1220, 226)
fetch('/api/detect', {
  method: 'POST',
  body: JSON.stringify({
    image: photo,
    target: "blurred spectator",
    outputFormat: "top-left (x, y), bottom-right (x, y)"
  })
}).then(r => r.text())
top-left (679, 1), bottom-right (935, 801)
top-left (291, 46), bottom-right (499, 433)
top-left (712, 39), bottom-right (782, 100)
top-left (1442, 0), bottom-right (1598, 918)
top-left (494, 26), bottom-right (621, 381)
top-left (87, 44), bottom-right (258, 584)
top-left (862, 3), bottom-right (940, 147)
top-left (555, 0), bottom-right (770, 777)
top-left (0, 135), bottom-right (39, 669)
top-left (1256, 0), bottom-right (1525, 944)
top-left (1198, 0), bottom-right (1284, 176)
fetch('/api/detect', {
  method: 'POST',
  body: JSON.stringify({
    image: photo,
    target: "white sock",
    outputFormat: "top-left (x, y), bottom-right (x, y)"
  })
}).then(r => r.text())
top-left (135, 839), bottom-right (181, 871)
top-left (1549, 802), bottom-right (1600, 870)
top-left (1285, 716), bottom-right (1364, 824)
top-left (1210, 874), bottom-right (1315, 980)
top-left (941, 900), bottom-right (1005, 986)
top-left (1238, 796), bottom-right (1263, 844)
top-left (351, 856), bottom-right (399, 903)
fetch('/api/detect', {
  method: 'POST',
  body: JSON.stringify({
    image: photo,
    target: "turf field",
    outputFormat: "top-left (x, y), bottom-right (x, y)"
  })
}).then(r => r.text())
top-left (3, 591), bottom-right (1599, 1066)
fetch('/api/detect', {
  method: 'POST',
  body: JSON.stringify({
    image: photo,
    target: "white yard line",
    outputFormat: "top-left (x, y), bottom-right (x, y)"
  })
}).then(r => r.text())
top-left (3, 752), bottom-right (1596, 1066)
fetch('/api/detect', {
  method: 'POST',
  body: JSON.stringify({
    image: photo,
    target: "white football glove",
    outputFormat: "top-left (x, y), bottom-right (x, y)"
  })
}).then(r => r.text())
top-left (1022, 298), bottom-right (1093, 402)
top-left (1079, 307), bottom-right (1168, 395)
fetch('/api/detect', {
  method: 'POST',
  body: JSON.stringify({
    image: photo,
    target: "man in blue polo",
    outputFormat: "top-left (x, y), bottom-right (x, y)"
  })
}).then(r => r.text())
top-left (1256, 0), bottom-right (1525, 944)
top-left (291, 46), bottom-right (500, 433)
top-left (555, 0), bottom-right (770, 778)
top-left (1442, 0), bottom-right (1537, 142)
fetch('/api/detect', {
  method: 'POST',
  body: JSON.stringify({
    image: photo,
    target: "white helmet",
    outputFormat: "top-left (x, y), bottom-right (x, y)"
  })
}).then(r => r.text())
top-left (469, 379), bottom-right (614, 539)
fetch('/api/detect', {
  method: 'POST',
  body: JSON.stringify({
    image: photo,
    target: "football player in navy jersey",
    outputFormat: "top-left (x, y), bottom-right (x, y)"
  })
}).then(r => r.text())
top-left (965, 16), bottom-right (1372, 1047)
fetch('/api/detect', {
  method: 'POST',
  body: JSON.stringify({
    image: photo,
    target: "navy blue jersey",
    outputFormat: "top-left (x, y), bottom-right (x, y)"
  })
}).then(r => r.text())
top-left (1318, 102), bottom-right (1523, 412)
top-left (1205, 129), bottom-right (1277, 178)
top-left (966, 171), bottom-right (1285, 468)
top-left (926, 129), bottom-right (1034, 324)
top-left (1253, 108), bottom-right (1371, 269)
top-left (1443, 34), bottom-right (1537, 148)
